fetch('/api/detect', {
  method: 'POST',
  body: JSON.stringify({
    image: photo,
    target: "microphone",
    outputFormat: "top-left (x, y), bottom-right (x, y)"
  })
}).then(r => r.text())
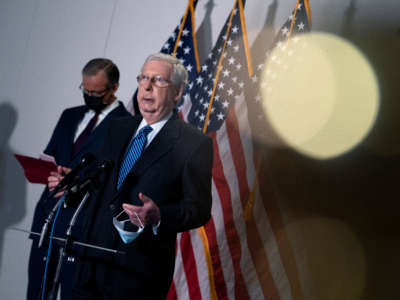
top-left (39, 153), bottom-right (95, 247)
top-left (47, 153), bottom-right (95, 198)
top-left (39, 197), bottom-right (63, 248)
top-left (69, 160), bottom-right (114, 194)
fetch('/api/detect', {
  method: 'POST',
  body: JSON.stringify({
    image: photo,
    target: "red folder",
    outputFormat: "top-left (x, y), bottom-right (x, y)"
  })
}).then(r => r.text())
top-left (14, 154), bottom-right (57, 184)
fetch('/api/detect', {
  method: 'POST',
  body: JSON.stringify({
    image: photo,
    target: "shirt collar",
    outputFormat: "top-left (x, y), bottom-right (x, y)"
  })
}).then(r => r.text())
top-left (137, 112), bottom-right (173, 134)
top-left (98, 99), bottom-right (119, 116)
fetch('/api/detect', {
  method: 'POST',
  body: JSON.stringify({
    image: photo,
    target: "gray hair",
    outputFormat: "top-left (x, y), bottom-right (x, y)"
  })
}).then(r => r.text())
top-left (82, 58), bottom-right (119, 87)
top-left (143, 53), bottom-right (188, 89)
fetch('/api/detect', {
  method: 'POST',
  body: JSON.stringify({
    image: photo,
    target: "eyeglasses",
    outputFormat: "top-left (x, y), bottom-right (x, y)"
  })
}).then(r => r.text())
top-left (136, 74), bottom-right (171, 88)
top-left (79, 84), bottom-right (110, 97)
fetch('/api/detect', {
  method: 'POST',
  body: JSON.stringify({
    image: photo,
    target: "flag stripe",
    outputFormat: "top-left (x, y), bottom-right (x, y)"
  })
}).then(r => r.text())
top-left (196, 226), bottom-right (218, 299)
top-left (173, 234), bottom-right (191, 299)
top-left (234, 94), bottom-right (292, 299)
top-left (167, 241), bottom-right (179, 300)
top-left (253, 187), bottom-right (292, 300)
top-left (225, 99), bottom-right (283, 299)
top-left (189, 229), bottom-right (212, 299)
top-left (217, 119), bottom-right (265, 299)
top-left (224, 103), bottom-right (249, 207)
top-left (244, 1), bottom-right (312, 299)
top-left (258, 175), bottom-right (305, 300)
top-left (210, 180), bottom-right (235, 299)
top-left (210, 131), bottom-right (251, 299)
top-left (167, 281), bottom-right (177, 300)
top-left (203, 217), bottom-right (229, 299)
top-left (180, 231), bottom-right (202, 299)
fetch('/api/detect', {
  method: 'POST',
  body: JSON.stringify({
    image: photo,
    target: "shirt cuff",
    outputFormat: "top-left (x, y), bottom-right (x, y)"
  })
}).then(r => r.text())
top-left (152, 220), bottom-right (161, 235)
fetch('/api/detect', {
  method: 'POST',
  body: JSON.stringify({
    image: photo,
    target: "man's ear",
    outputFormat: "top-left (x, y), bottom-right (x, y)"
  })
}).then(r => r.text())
top-left (173, 84), bottom-right (184, 104)
top-left (111, 83), bottom-right (119, 93)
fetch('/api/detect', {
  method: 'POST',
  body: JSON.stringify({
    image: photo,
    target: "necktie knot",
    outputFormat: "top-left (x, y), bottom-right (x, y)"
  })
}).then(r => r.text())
top-left (140, 125), bottom-right (153, 138)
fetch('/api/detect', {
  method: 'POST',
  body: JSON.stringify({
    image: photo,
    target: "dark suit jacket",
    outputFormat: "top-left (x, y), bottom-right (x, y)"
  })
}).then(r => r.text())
top-left (75, 112), bottom-right (213, 299)
top-left (27, 102), bottom-right (130, 300)
top-left (30, 102), bottom-right (129, 235)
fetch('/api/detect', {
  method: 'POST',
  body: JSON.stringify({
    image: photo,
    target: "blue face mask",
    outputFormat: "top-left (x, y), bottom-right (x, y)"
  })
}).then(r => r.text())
top-left (112, 211), bottom-right (144, 244)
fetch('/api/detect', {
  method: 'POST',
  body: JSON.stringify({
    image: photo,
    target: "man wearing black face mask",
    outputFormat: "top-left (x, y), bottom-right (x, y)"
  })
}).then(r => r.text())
top-left (27, 58), bottom-right (130, 300)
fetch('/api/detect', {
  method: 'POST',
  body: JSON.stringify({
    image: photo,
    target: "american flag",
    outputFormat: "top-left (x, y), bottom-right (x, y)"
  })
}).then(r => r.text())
top-left (175, 0), bottom-right (293, 298)
top-left (242, 1), bottom-right (312, 299)
top-left (129, 0), bottom-right (312, 299)
top-left (175, 0), bottom-right (313, 299)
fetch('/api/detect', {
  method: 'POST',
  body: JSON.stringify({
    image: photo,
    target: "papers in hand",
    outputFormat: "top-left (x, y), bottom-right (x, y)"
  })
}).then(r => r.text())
top-left (39, 153), bottom-right (56, 164)
top-left (14, 154), bottom-right (57, 184)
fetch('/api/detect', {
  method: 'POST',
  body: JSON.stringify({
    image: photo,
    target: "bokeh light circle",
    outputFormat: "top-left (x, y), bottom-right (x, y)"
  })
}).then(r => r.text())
top-left (260, 32), bottom-right (379, 159)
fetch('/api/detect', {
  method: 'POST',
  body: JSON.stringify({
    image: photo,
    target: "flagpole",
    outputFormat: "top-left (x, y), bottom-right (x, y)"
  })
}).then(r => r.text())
top-left (289, 0), bottom-right (301, 37)
top-left (238, 0), bottom-right (253, 77)
top-left (289, 0), bottom-right (312, 37)
top-left (202, 0), bottom-right (238, 134)
top-left (190, 1), bottom-right (201, 73)
top-left (172, 1), bottom-right (191, 55)
top-left (304, 0), bottom-right (312, 27)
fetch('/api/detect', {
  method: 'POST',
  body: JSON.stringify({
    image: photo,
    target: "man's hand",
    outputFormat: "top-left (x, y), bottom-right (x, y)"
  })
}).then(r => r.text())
top-left (122, 193), bottom-right (161, 227)
top-left (48, 165), bottom-right (71, 198)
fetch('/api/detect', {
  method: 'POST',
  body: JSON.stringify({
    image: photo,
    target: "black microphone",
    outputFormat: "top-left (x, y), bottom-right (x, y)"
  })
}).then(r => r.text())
top-left (39, 154), bottom-right (95, 247)
top-left (69, 160), bottom-right (114, 194)
top-left (47, 153), bottom-right (95, 198)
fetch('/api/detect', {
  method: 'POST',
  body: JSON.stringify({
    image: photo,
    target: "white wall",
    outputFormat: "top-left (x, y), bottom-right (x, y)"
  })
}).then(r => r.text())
top-left (0, 0), bottom-right (398, 299)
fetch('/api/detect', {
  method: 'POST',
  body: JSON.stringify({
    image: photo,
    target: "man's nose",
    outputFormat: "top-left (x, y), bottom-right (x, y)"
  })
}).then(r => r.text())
top-left (143, 79), bottom-right (152, 90)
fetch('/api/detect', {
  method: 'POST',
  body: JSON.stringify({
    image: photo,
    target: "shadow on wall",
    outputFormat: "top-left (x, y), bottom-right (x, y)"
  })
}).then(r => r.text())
top-left (196, 0), bottom-right (215, 63)
top-left (0, 101), bottom-right (27, 271)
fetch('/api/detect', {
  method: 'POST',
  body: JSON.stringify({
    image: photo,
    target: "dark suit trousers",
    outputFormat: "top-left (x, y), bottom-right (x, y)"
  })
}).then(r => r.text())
top-left (72, 259), bottom-right (168, 300)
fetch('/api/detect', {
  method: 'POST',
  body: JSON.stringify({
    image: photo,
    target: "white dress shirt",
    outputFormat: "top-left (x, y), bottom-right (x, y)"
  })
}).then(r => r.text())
top-left (135, 111), bottom-right (173, 148)
top-left (74, 100), bottom-right (120, 141)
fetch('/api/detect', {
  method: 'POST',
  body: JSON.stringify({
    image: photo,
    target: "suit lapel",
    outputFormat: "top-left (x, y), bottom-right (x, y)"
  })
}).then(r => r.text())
top-left (72, 103), bottom-right (126, 158)
top-left (132, 116), bottom-right (180, 176)
top-left (113, 113), bottom-right (181, 200)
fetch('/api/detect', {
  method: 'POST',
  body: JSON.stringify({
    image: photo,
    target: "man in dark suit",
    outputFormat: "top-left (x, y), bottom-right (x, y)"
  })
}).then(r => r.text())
top-left (49, 53), bottom-right (213, 299)
top-left (27, 58), bottom-right (130, 300)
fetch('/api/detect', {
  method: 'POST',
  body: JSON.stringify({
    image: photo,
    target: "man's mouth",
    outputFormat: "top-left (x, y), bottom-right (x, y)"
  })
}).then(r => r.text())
top-left (142, 96), bottom-right (154, 102)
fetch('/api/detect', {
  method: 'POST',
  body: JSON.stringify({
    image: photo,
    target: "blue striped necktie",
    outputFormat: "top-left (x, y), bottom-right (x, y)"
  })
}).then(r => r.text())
top-left (117, 125), bottom-right (152, 189)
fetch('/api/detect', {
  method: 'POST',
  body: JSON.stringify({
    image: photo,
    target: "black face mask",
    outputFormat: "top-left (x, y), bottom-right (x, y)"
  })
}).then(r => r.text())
top-left (83, 94), bottom-right (108, 112)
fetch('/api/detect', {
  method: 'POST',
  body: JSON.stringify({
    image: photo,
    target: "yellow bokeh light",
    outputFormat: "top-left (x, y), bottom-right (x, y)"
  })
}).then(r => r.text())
top-left (260, 32), bottom-right (379, 159)
top-left (285, 217), bottom-right (367, 299)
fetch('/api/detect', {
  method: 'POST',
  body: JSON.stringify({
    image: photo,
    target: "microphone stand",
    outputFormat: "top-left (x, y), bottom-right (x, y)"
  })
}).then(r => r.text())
top-left (38, 180), bottom-right (77, 249)
top-left (32, 159), bottom-right (114, 299)
top-left (47, 190), bottom-right (90, 300)
top-left (12, 228), bottom-right (124, 255)
top-left (39, 197), bottom-right (63, 248)
top-left (13, 225), bottom-right (124, 300)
